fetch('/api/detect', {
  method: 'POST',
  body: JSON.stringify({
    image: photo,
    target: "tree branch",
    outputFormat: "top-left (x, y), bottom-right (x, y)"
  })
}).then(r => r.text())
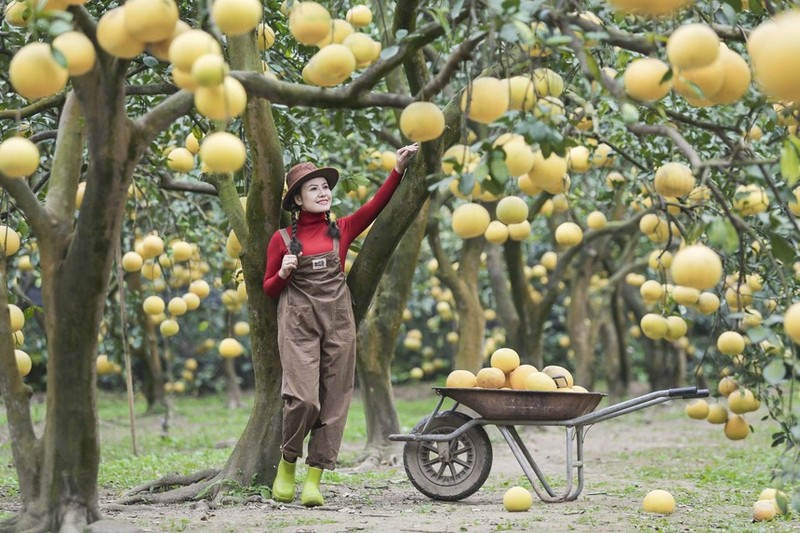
top-left (134, 90), bottom-right (194, 146)
top-left (0, 94), bottom-right (66, 120)
top-left (126, 83), bottom-right (179, 96)
top-left (417, 31), bottom-right (487, 100)
top-left (627, 123), bottom-right (702, 168)
top-left (157, 169), bottom-right (217, 195)
top-left (44, 91), bottom-right (85, 230)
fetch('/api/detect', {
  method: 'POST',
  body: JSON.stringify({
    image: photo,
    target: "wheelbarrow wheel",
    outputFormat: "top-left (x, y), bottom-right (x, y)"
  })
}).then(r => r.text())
top-left (403, 410), bottom-right (492, 501)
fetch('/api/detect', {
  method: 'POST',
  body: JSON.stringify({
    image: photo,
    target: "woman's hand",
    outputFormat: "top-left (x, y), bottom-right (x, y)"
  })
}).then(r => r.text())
top-left (279, 253), bottom-right (301, 279)
top-left (395, 143), bottom-right (419, 174)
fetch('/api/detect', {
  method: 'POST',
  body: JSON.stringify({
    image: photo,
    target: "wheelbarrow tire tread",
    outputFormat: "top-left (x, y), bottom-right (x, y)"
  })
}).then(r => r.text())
top-left (403, 410), bottom-right (492, 501)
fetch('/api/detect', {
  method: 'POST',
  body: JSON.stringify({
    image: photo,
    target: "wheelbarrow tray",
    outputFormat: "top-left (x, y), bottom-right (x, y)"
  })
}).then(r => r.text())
top-left (434, 387), bottom-right (605, 421)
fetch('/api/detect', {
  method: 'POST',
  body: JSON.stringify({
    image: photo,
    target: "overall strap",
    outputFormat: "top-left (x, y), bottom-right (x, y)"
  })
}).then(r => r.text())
top-left (279, 228), bottom-right (292, 247)
top-left (333, 238), bottom-right (339, 254)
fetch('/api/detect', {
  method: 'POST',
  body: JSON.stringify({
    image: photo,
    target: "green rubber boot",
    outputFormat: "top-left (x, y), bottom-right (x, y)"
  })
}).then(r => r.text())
top-left (300, 467), bottom-right (324, 507)
top-left (271, 458), bottom-right (297, 503)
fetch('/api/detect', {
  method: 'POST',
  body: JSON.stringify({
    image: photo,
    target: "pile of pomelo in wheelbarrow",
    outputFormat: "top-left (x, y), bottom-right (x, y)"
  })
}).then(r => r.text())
top-left (446, 347), bottom-right (584, 392)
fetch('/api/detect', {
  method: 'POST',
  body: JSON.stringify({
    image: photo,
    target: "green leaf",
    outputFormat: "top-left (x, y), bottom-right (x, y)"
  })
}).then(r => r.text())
top-left (769, 231), bottom-right (796, 264)
top-left (706, 218), bottom-right (739, 254)
top-left (488, 149), bottom-right (509, 185)
top-left (780, 137), bottom-right (800, 186)
top-left (499, 22), bottom-right (519, 43)
top-left (142, 55), bottom-right (159, 68)
top-left (47, 19), bottom-right (73, 37)
top-left (458, 172), bottom-right (475, 197)
top-left (763, 359), bottom-right (787, 385)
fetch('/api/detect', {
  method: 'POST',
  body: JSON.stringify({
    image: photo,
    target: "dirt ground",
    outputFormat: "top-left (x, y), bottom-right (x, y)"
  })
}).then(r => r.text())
top-left (86, 399), bottom-right (797, 532)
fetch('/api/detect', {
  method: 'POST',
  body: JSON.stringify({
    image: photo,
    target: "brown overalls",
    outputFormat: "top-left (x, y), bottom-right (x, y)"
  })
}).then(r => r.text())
top-left (276, 229), bottom-right (356, 470)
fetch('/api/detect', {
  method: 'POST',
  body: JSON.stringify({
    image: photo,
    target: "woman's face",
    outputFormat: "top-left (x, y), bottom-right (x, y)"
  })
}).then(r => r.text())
top-left (294, 177), bottom-right (332, 213)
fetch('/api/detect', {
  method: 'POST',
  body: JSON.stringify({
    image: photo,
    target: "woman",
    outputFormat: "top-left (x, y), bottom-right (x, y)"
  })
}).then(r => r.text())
top-left (262, 143), bottom-right (418, 506)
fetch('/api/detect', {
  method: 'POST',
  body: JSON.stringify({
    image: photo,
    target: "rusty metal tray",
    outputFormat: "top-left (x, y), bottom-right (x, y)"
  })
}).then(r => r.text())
top-left (434, 387), bottom-right (606, 421)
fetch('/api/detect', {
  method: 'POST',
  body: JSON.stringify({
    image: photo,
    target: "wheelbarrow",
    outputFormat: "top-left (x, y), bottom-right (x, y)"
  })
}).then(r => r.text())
top-left (389, 386), bottom-right (709, 502)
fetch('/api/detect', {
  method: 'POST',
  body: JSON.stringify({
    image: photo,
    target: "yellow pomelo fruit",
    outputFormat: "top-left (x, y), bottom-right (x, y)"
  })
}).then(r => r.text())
top-left (667, 23), bottom-right (720, 70)
top-left (686, 399), bottom-right (710, 419)
top-left (572, 385), bottom-right (588, 393)
top-left (640, 280), bottom-right (663, 302)
top-left (96, 354), bottom-right (115, 376)
top-left (568, 146), bottom-right (591, 173)
top-left (555, 222), bottom-right (583, 247)
top-left (752, 500), bottom-right (777, 522)
top-left (191, 54), bottom-right (229, 87)
top-left (10, 42), bottom-right (69, 100)
top-left (525, 371), bottom-right (557, 391)
top-left (141, 234), bottom-right (164, 258)
top-left (528, 151), bottom-right (567, 191)
top-left (194, 76), bottom-right (247, 120)
top-left (0, 226), bottom-right (21, 257)
top-left (399, 101), bottom-right (445, 142)
top-left (670, 244), bottom-right (722, 290)
top-left (8, 304), bottom-right (24, 332)
top-left (490, 348), bottom-right (520, 373)
top-left (441, 144), bottom-right (475, 174)
top-left (654, 162), bottom-right (695, 197)
top-left (503, 486), bottom-right (532, 512)
top-left (167, 147), bottom-right (194, 172)
top-left (96, 8), bottom-right (146, 58)
top-left (712, 47), bottom-right (751, 105)
top-left (289, 1), bottom-right (331, 45)
top-left (212, 0), bottom-right (262, 36)
top-left (171, 241), bottom-right (193, 262)
top-left (143, 295), bottom-right (166, 315)
top-left (343, 32), bottom-right (377, 64)
top-left (706, 403), bottom-right (728, 424)
top-left (124, 0), bottom-right (178, 43)
top-left (172, 68), bottom-right (199, 92)
top-left (783, 302), bottom-right (800, 344)
top-left (641, 313), bottom-right (669, 340)
top-left (505, 76), bottom-right (536, 111)
top-left (718, 376), bottom-right (738, 396)
top-left (15, 350), bottom-right (32, 377)
top-left (484, 221), bottom-right (509, 244)
top-left (256, 23), bottom-right (276, 50)
top-left (121, 251), bottom-right (144, 272)
top-left (624, 58), bottom-right (671, 102)
top-left (542, 365), bottom-right (573, 388)
top-left (541, 251), bottom-right (557, 271)
top-left (608, 0), bottom-right (692, 17)
top-left (189, 279), bottom-right (210, 299)
top-left (0, 137), bottom-right (39, 178)
top-left (233, 321), bottom-right (250, 336)
top-left (748, 12), bottom-right (800, 102)
top-left (4, 1), bottom-right (29, 26)
top-left (346, 4), bottom-right (372, 27)
top-left (148, 20), bottom-right (191, 62)
top-left (219, 337), bottom-right (244, 358)
top-left (496, 196), bottom-right (529, 225)
top-left (200, 132), bottom-right (246, 174)
top-left (648, 250), bottom-right (673, 270)
top-left (586, 211), bottom-right (607, 230)
top-left (184, 135), bottom-right (200, 155)
top-left (476, 367), bottom-right (506, 388)
top-left (732, 184), bottom-right (768, 216)
top-left (509, 364), bottom-right (537, 389)
top-left (446, 369), bottom-right (477, 388)
top-left (169, 30), bottom-right (222, 73)
top-left (304, 43), bottom-right (357, 86)
top-left (180, 293), bottom-right (200, 312)
top-left (451, 203), bottom-right (491, 239)
top-left (724, 413), bottom-right (749, 440)
top-left (696, 292), bottom-right (720, 314)
top-left (673, 49), bottom-right (725, 99)
top-left (460, 77), bottom-right (509, 124)
top-left (532, 68), bottom-right (564, 97)
top-left (665, 316), bottom-right (687, 341)
top-left (672, 285), bottom-right (700, 306)
top-left (507, 220), bottom-right (531, 241)
top-left (316, 19), bottom-right (354, 47)
top-left (160, 319), bottom-right (180, 337)
top-left (517, 174), bottom-right (541, 195)
top-left (52, 31), bottom-right (96, 76)
top-left (166, 296), bottom-right (187, 317)
top-left (642, 489), bottom-right (675, 514)
top-left (501, 141), bottom-right (535, 177)
top-left (727, 388), bottom-right (758, 414)
top-left (17, 255), bottom-right (33, 272)
top-left (716, 330), bottom-right (744, 355)
top-left (533, 95), bottom-right (565, 120)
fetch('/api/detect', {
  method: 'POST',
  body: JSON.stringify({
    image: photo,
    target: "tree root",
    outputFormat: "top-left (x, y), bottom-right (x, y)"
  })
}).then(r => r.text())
top-left (117, 468), bottom-right (220, 504)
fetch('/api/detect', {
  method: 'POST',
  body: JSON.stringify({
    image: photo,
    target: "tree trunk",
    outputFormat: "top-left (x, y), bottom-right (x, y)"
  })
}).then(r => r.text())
top-left (356, 204), bottom-right (428, 456)
top-left (485, 244), bottom-right (520, 351)
top-left (126, 272), bottom-right (166, 412)
top-left (223, 357), bottom-right (243, 409)
top-left (504, 240), bottom-right (544, 368)
top-left (567, 268), bottom-right (593, 388)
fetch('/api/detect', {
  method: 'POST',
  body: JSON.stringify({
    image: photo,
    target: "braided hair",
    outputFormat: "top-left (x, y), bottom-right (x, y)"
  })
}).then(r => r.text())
top-left (289, 209), bottom-right (302, 255)
top-left (326, 211), bottom-right (340, 239)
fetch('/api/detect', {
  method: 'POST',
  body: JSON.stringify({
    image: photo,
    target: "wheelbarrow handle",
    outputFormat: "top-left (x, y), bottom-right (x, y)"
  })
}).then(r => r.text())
top-left (668, 386), bottom-right (709, 398)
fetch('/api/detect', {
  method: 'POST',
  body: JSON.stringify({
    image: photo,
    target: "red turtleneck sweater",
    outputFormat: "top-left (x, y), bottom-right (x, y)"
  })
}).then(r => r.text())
top-left (262, 169), bottom-right (402, 298)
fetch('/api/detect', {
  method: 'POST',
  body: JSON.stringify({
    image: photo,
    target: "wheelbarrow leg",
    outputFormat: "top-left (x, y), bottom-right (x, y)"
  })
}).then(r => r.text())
top-left (497, 425), bottom-right (585, 503)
